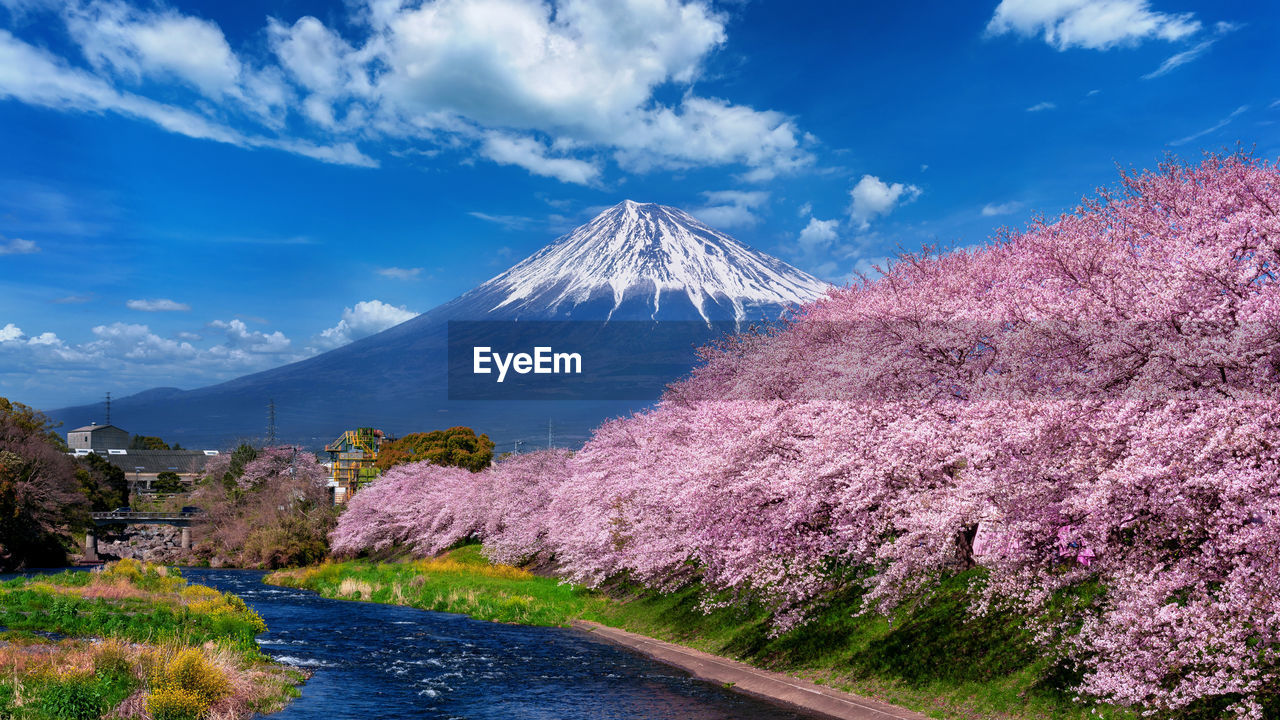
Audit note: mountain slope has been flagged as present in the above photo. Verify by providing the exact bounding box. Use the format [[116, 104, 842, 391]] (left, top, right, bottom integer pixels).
[[47, 201, 829, 448]]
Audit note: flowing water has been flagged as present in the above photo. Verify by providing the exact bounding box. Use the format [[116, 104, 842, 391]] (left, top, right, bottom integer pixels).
[[178, 568, 813, 719]]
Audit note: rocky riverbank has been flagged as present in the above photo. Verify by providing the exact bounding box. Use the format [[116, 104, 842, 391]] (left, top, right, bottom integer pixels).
[[92, 524, 190, 563]]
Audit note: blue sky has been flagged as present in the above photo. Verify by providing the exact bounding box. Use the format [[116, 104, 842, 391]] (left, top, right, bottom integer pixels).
[[0, 0, 1276, 410]]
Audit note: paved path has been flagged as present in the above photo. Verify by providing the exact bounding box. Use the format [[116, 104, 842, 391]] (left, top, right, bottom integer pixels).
[[571, 621, 930, 720]]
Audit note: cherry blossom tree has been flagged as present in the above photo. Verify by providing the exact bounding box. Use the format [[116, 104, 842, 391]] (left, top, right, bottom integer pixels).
[[192, 445, 334, 567], [480, 449, 572, 565], [330, 462, 482, 557]]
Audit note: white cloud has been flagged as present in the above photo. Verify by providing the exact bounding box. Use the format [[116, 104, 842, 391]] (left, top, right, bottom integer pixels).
[[0, 29, 376, 167], [1143, 39, 1213, 79], [1026, 101, 1056, 112], [315, 300, 418, 349], [0, 0, 813, 183], [848, 175, 921, 230], [689, 190, 770, 229], [26, 331, 62, 346], [60, 0, 293, 126], [376, 267, 423, 281], [986, 0, 1201, 50], [85, 321, 197, 361], [982, 201, 1024, 216], [265, 15, 371, 130], [0, 324, 92, 374], [369, 0, 735, 155], [797, 216, 839, 252], [0, 236, 39, 254], [778, 210, 867, 282], [1169, 105, 1248, 147], [64, 0, 241, 99], [0, 32, 233, 141], [612, 97, 810, 179], [0, 315, 312, 406], [126, 297, 190, 311], [209, 318, 291, 353], [467, 211, 533, 229], [1142, 22, 1237, 79], [267, 16, 357, 97], [479, 132, 601, 185]]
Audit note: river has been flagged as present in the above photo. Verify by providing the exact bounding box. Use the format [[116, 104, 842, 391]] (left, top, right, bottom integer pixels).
[[178, 568, 813, 720]]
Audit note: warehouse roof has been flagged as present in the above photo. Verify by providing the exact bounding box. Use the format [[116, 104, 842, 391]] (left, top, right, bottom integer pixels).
[[74, 448, 219, 474]]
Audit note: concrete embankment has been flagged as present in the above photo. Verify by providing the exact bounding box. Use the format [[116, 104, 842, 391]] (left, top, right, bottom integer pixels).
[[572, 620, 929, 720]]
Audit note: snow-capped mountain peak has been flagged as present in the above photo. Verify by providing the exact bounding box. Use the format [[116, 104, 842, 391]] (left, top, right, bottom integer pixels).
[[472, 200, 830, 322]]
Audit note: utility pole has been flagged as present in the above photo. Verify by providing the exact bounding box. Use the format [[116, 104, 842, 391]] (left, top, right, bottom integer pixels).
[[104, 392, 111, 425], [267, 399, 277, 445]]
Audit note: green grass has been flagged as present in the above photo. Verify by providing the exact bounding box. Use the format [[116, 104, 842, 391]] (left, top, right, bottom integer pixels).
[[4, 663, 138, 720], [267, 545, 592, 625], [267, 545, 1128, 720], [0, 568, 265, 655], [0, 560, 303, 720], [582, 576, 1116, 720]]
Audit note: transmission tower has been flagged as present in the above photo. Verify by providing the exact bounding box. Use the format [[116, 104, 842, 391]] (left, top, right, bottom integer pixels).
[[267, 399, 277, 445], [104, 392, 112, 425]]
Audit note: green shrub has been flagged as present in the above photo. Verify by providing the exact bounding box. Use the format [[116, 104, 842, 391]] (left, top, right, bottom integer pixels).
[[48, 596, 80, 624], [152, 472, 185, 494], [34, 673, 107, 720]]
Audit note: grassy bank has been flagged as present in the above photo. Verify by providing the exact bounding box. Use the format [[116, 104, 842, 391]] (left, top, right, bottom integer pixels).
[[267, 545, 590, 625], [0, 559, 305, 720], [266, 546, 1119, 720], [584, 577, 1110, 720]]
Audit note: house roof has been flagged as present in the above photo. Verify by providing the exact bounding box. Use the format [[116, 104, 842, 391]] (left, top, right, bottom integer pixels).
[[70, 423, 128, 433], [87, 449, 217, 474]]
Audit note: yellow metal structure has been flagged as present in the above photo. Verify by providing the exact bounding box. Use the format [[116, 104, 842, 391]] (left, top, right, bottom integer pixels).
[[325, 427, 384, 502]]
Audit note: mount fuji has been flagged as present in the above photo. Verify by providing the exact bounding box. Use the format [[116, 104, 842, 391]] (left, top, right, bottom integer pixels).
[[47, 201, 829, 448], [470, 200, 827, 322]]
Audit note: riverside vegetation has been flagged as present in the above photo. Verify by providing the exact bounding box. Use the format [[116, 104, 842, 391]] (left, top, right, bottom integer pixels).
[[0, 398, 131, 570], [0, 559, 305, 719], [189, 445, 337, 569]]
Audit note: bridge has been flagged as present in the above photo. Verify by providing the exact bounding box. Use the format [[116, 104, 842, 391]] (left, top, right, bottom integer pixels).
[[84, 510, 203, 561]]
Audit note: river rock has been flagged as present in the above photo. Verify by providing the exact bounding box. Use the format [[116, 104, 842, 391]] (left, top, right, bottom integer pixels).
[[94, 523, 191, 564]]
